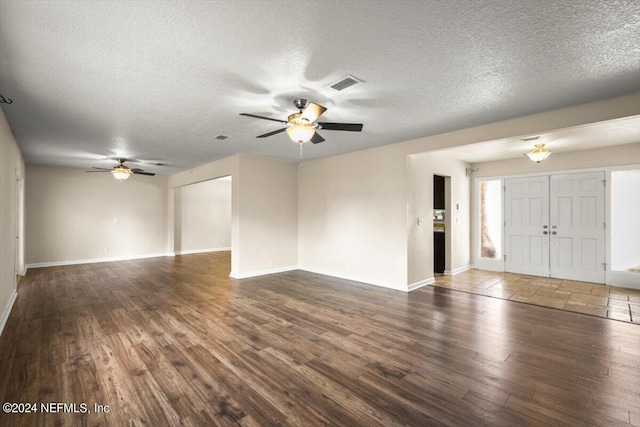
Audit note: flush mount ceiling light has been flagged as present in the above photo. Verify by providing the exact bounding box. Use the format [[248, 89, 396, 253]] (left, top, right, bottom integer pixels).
[[526, 143, 552, 163]]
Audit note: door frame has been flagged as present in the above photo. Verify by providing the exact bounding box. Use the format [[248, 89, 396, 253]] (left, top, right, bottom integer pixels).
[[473, 163, 640, 289]]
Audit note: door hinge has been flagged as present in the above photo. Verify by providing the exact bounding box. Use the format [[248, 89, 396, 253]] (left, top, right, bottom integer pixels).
[[503, 254, 507, 261], [603, 222, 606, 229], [503, 186, 506, 192], [602, 262, 607, 271], [602, 179, 606, 187]]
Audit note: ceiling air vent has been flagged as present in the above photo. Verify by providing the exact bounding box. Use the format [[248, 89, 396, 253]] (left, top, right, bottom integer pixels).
[[214, 134, 230, 141], [329, 75, 363, 91], [521, 136, 540, 142]]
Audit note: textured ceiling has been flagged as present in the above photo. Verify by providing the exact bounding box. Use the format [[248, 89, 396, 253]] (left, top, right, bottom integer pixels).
[[1, 1, 639, 175]]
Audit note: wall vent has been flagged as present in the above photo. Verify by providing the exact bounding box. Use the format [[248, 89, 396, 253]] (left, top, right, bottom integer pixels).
[[329, 75, 363, 91], [214, 134, 230, 141]]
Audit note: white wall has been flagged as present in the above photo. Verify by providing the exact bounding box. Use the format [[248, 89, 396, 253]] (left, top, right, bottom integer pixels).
[[472, 143, 640, 178], [174, 177, 231, 254], [25, 165, 169, 265], [0, 107, 25, 334], [407, 153, 471, 286]]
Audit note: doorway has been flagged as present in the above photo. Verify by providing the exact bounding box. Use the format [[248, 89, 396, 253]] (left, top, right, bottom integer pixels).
[[433, 175, 446, 274], [173, 176, 232, 256], [504, 171, 605, 283]]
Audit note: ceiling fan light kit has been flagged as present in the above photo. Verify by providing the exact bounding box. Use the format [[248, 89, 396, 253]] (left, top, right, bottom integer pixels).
[[111, 165, 132, 181], [240, 98, 363, 145], [286, 125, 315, 143], [526, 143, 552, 163]]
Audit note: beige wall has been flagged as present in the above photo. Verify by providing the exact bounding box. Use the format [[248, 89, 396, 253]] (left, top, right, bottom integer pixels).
[[299, 145, 408, 289], [14, 94, 640, 293], [0, 108, 25, 331], [297, 95, 640, 291], [168, 154, 240, 271], [174, 177, 232, 253], [407, 153, 471, 286], [234, 155, 298, 276], [168, 154, 298, 278], [25, 165, 169, 265], [472, 143, 640, 177]]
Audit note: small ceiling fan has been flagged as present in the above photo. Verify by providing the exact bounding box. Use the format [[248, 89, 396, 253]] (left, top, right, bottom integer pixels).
[[86, 158, 156, 181], [240, 98, 363, 144]]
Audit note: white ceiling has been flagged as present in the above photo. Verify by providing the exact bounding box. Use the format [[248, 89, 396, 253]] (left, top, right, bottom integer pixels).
[[0, 1, 639, 175]]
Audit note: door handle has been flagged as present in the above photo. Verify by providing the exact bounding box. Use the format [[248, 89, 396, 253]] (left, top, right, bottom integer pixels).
[[551, 231, 557, 235], [543, 225, 548, 229], [552, 225, 556, 229], [543, 231, 548, 235]]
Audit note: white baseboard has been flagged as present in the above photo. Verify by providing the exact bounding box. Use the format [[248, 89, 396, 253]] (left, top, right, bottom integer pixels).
[[230, 265, 298, 279], [174, 247, 231, 256], [0, 290, 17, 338], [298, 266, 408, 292], [408, 277, 435, 292], [444, 264, 472, 276], [26, 252, 175, 269]]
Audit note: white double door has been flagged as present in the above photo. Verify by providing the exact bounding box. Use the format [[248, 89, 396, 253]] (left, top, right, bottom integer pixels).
[[504, 172, 605, 283]]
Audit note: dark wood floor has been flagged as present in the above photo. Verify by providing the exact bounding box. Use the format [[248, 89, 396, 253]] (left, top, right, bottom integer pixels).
[[1, 252, 639, 426]]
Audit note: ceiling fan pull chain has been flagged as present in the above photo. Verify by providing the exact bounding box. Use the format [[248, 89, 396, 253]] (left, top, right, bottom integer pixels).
[[299, 142, 304, 170]]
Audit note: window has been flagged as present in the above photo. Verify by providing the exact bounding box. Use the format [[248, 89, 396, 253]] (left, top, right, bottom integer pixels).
[[479, 180, 502, 259], [611, 169, 640, 274]]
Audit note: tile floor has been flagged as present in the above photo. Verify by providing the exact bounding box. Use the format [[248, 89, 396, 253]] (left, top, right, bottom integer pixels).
[[433, 270, 640, 324]]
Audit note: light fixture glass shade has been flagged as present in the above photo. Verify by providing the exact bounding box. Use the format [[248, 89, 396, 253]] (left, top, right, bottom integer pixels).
[[111, 166, 132, 181], [286, 125, 315, 143], [526, 144, 551, 163]]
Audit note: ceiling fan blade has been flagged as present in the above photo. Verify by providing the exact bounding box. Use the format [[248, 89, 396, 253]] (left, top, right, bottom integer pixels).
[[299, 102, 327, 123], [132, 170, 155, 176], [317, 122, 363, 132], [92, 167, 112, 171], [310, 132, 325, 144], [256, 128, 287, 138], [85, 170, 110, 173], [240, 113, 287, 124]]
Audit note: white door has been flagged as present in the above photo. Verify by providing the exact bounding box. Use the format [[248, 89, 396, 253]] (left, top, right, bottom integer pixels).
[[549, 172, 605, 283], [504, 176, 550, 276]]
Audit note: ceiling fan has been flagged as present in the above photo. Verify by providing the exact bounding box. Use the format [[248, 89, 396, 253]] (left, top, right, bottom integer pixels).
[[240, 98, 363, 144], [86, 158, 156, 181]]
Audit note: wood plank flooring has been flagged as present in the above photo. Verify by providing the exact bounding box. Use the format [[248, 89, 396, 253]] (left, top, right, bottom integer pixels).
[[0, 251, 639, 426]]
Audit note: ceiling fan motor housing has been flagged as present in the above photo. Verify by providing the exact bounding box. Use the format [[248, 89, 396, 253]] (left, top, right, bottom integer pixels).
[[293, 98, 309, 110]]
